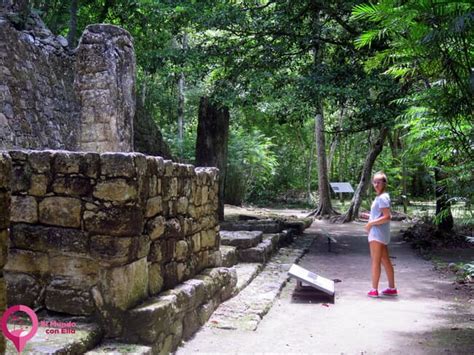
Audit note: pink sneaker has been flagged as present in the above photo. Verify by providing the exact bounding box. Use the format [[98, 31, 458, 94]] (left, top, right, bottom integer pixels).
[[381, 288, 398, 296], [367, 289, 379, 298]]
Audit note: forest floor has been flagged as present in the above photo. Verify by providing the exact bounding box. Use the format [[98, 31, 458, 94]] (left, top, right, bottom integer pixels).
[[177, 206, 474, 354]]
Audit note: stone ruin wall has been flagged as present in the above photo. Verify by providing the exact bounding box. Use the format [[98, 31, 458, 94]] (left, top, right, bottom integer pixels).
[[0, 7, 136, 153], [0, 153, 10, 353], [2, 150, 220, 326]]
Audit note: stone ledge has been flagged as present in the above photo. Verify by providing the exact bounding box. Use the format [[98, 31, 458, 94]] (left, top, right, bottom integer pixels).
[[5, 313, 103, 354], [220, 245, 238, 267], [220, 219, 284, 233], [220, 230, 263, 249], [121, 266, 237, 353]]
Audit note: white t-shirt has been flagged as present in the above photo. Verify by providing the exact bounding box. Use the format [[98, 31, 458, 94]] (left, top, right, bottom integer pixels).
[[368, 192, 391, 244]]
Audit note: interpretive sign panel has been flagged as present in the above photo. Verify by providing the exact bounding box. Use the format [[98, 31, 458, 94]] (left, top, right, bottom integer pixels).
[[288, 264, 335, 295], [330, 182, 354, 193]]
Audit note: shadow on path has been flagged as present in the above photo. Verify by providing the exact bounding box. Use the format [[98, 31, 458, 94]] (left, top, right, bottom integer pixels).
[[177, 220, 474, 354]]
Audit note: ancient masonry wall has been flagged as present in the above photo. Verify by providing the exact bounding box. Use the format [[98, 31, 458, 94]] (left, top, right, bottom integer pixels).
[[4, 150, 220, 320], [0, 152, 10, 353], [0, 11, 135, 153]]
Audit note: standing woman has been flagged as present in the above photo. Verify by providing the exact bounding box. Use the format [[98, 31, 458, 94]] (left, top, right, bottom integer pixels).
[[365, 171, 397, 297]]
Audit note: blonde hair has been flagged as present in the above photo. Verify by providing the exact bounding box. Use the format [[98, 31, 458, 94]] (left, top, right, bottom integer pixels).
[[373, 171, 387, 182], [373, 171, 388, 191]]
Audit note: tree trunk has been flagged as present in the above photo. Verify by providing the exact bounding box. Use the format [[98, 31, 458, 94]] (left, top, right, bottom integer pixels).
[[307, 4, 337, 218], [327, 105, 344, 175], [338, 127, 389, 223], [195, 97, 230, 221], [67, 0, 78, 49], [177, 34, 188, 158], [434, 167, 454, 232], [306, 115, 317, 204], [308, 107, 337, 217]]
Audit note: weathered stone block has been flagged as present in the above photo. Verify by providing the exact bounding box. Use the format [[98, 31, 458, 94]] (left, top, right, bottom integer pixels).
[[100, 153, 136, 178], [45, 278, 95, 315], [29, 174, 49, 196], [5, 249, 49, 275], [93, 178, 138, 202], [177, 262, 186, 282], [191, 233, 201, 253], [90, 234, 150, 266], [161, 239, 177, 263], [145, 196, 162, 218], [52, 176, 92, 196], [164, 218, 183, 239], [0, 277, 7, 311], [0, 152, 12, 188], [220, 245, 238, 267], [80, 152, 101, 178], [49, 255, 100, 285], [0, 191, 10, 229], [102, 258, 148, 311], [10, 224, 88, 254], [201, 229, 217, 249], [11, 163, 31, 193], [208, 250, 222, 267], [28, 151, 51, 173], [5, 273, 43, 308], [164, 177, 178, 199], [163, 261, 178, 289], [8, 151, 29, 161], [84, 206, 143, 237], [182, 310, 200, 340], [39, 196, 81, 228], [175, 240, 189, 261], [148, 240, 164, 263], [148, 263, 164, 295], [53, 152, 84, 174], [219, 230, 263, 249], [197, 299, 216, 325], [11, 196, 38, 223], [201, 187, 209, 205], [177, 196, 188, 215], [146, 215, 165, 240], [0, 229, 8, 268], [237, 239, 273, 263], [123, 294, 178, 344]]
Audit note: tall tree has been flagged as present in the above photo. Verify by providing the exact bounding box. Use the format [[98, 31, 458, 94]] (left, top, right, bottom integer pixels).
[[338, 127, 388, 222], [195, 97, 230, 221], [67, 0, 77, 48]]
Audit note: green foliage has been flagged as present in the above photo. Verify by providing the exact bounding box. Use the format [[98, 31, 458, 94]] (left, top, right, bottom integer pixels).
[[26, 0, 472, 217], [225, 125, 278, 204]]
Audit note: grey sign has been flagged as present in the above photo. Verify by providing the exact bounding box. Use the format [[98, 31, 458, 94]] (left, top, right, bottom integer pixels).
[[329, 182, 354, 193], [288, 264, 335, 295]]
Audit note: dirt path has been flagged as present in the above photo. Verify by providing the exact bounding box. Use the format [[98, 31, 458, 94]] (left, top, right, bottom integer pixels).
[[177, 220, 474, 354]]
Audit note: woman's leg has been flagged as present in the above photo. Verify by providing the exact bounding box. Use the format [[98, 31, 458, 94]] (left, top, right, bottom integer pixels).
[[381, 245, 396, 288], [369, 241, 383, 289]]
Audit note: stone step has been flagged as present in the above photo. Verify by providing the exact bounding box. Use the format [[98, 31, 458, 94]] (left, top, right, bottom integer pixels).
[[220, 219, 284, 233], [85, 341, 153, 354], [279, 229, 295, 247], [205, 234, 315, 331], [237, 233, 280, 263], [219, 230, 263, 249], [220, 245, 238, 267], [6, 313, 102, 354], [120, 267, 237, 353], [233, 263, 262, 294]]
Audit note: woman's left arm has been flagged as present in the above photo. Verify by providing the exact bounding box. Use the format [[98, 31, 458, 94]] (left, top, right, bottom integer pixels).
[[367, 207, 391, 227]]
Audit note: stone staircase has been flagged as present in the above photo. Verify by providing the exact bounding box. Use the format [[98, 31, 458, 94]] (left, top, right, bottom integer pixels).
[[15, 217, 312, 354]]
